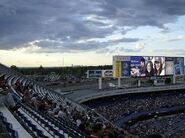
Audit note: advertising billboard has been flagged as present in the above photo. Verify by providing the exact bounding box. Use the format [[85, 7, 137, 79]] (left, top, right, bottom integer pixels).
[[87, 70, 114, 78], [113, 55, 183, 79], [115, 61, 121, 78], [121, 61, 130, 77], [130, 56, 144, 77], [102, 70, 113, 78], [130, 56, 165, 77], [113, 56, 130, 78], [165, 57, 174, 75], [174, 57, 184, 75], [87, 70, 102, 78]]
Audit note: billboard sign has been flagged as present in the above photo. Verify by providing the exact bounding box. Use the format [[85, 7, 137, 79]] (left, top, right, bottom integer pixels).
[[130, 56, 165, 77], [174, 57, 184, 76], [130, 56, 144, 77], [165, 57, 174, 75], [87, 70, 114, 78], [121, 61, 130, 77], [113, 56, 184, 79], [115, 61, 121, 78], [102, 70, 113, 78], [87, 70, 102, 78], [153, 56, 165, 76]]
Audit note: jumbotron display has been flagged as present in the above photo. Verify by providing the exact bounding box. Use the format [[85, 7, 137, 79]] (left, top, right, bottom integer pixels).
[[113, 56, 184, 78]]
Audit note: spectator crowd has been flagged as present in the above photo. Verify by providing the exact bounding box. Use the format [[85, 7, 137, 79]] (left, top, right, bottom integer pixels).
[[95, 92, 185, 123], [2, 72, 185, 138], [127, 113, 185, 138], [11, 77, 124, 137]]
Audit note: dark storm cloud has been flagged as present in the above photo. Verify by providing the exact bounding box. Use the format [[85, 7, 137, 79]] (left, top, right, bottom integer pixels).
[[0, 0, 185, 52], [98, 0, 183, 27]]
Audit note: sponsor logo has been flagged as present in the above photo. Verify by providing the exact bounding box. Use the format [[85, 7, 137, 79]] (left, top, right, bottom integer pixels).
[[104, 70, 113, 77]]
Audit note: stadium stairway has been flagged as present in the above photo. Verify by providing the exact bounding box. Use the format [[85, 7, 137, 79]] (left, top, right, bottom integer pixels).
[[21, 103, 85, 137], [20, 104, 70, 138], [0, 105, 32, 138], [15, 109, 53, 138]]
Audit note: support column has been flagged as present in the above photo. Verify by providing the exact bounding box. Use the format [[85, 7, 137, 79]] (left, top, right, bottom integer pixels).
[[99, 78, 102, 90], [118, 77, 121, 88], [138, 80, 141, 87], [154, 79, 158, 85], [173, 75, 176, 84]]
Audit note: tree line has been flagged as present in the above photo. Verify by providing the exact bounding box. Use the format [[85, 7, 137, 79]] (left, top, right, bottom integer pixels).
[[10, 65, 112, 78]]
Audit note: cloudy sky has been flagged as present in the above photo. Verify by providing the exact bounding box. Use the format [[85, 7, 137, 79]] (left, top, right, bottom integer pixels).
[[0, 0, 185, 67]]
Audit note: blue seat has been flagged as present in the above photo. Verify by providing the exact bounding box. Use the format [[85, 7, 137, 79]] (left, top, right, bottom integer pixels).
[[0, 112, 3, 116], [26, 120, 32, 126], [7, 127, 19, 138], [53, 128, 60, 136], [3, 121, 12, 129], [52, 129, 65, 138], [0, 114, 19, 138], [22, 115, 27, 121], [36, 129, 43, 137], [30, 124, 37, 132], [39, 133, 50, 138]]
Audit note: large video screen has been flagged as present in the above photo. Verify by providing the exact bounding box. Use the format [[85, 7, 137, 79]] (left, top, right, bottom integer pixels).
[[130, 56, 165, 77], [113, 56, 184, 78]]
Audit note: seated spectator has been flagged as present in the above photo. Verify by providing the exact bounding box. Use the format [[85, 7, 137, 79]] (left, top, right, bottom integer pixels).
[[22, 88, 32, 103], [30, 93, 38, 106], [90, 122, 103, 138], [147, 134, 163, 138], [58, 106, 67, 119], [0, 75, 20, 112]]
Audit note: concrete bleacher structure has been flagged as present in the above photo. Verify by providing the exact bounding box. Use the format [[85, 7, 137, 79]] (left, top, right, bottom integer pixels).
[[0, 63, 88, 138], [0, 105, 32, 138]]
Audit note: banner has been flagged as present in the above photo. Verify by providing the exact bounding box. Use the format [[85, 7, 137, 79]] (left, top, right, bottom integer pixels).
[[165, 61, 174, 75], [115, 61, 121, 78], [102, 70, 113, 78], [121, 61, 130, 77], [87, 70, 102, 78], [130, 56, 143, 77], [174, 57, 184, 75]]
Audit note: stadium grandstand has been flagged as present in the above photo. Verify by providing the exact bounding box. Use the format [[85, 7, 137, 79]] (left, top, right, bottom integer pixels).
[[1, 62, 185, 138], [0, 63, 122, 138]]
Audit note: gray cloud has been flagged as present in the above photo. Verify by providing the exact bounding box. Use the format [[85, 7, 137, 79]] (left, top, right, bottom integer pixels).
[[98, 0, 178, 27], [122, 48, 141, 53], [0, 0, 185, 52], [154, 49, 185, 55], [19, 37, 140, 53], [168, 36, 185, 42], [104, 42, 145, 54]]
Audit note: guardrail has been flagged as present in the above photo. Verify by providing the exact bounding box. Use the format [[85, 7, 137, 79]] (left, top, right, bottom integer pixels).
[[77, 84, 185, 103]]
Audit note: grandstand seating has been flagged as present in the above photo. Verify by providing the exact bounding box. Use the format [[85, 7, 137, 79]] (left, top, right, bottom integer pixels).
[[3, 62, 185, 137], [0, 112, 18, 138], [0, 105, 32, 138], [0, 63, 88, 138]]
